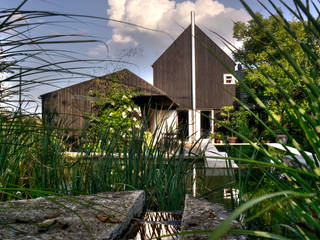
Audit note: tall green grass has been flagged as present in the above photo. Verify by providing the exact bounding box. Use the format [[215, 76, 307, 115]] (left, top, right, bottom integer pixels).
[[0, 110, 193, 210], [208, 1, 320, 239], [66, 117, 193, 210]]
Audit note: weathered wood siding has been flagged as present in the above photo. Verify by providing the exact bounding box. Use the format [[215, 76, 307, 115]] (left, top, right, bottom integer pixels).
[[195, 26, 235, 109], [41, 69, 172, 132], [153, 26, 192, 109], [153, 25, 236, 110], [42, 78, 97, 132]]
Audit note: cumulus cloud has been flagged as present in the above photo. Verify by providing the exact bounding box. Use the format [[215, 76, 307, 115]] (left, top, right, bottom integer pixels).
[[87, 44, 109, 56], [105, 0, 250, 81]]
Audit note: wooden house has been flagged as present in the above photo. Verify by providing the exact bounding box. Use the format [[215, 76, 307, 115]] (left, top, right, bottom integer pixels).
[[40, 69, 176, 134], [41, 15, 237, 141], [151, 17, 236, 141]]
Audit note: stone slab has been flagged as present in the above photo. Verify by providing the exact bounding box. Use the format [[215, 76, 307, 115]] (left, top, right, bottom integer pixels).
[[180, 195, 245, 240], [0, 190, 145, 240]]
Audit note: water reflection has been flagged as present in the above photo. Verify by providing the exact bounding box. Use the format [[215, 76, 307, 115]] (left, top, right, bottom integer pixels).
[[126, 166, 238, 239], [191, 165, 238, 207], [125, 211, 182, 240]]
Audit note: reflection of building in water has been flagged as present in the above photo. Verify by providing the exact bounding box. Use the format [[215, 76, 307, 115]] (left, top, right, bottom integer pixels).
[[223, 188, 239, 201], [126, 211, 182, 240], [190, 165, 238, 208]]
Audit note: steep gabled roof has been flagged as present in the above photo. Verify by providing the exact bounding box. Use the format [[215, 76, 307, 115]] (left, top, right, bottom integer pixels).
[[152, 25, 191, 68], [152, 24, 236, 109], [40, 69, 168, 98], [41, 69, 178, 109]]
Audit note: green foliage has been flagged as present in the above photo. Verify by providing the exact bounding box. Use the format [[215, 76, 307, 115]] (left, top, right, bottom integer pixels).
[[231, 107, 250, 139], [233, 13, 317, 143], [0, 111, 192, 210], [74, 123, 191, 210], [0, 115, 68, 199], [218, 106, 250, 139], [87, 82, 141, 150], [211, 132, 222, 140], [218, 106, 234, 136]]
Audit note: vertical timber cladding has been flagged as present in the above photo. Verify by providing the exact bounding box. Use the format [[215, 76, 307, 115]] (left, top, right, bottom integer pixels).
[[41, 74, 116, 132], [153, 26, 192, 109], [42, 79, 97, 132], [195, 26, 236, 109], [41, 69, 174, 133]]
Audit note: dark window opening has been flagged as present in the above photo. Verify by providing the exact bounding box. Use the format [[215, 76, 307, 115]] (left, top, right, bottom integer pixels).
[[178, 111, 189, 139], [201, 111, 211, 138]]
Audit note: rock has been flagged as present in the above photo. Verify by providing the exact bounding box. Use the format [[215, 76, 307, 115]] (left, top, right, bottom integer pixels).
[[180, 195, 245, 240], [0, 190, 144, 240]]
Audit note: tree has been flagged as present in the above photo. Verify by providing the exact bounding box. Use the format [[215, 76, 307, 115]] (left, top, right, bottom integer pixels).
[[233, 14, 318, 136]]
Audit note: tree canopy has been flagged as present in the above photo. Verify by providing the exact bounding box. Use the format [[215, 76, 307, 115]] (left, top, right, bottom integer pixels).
[[233, 14, 318, 131]]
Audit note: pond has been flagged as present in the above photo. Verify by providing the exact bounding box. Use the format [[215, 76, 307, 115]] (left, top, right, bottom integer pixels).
[[124, 211, 182, 240], [190, 144, 282, 207], [123, 143, 283, 239], [190, 165, 238, 208]]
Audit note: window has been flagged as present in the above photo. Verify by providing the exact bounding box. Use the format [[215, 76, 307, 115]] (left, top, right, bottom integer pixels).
[[223, 74, 236, 84]]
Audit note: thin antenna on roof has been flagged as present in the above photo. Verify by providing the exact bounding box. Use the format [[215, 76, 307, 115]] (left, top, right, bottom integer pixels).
[[191, 11, 196, 111], [191, 11, 197, 142]]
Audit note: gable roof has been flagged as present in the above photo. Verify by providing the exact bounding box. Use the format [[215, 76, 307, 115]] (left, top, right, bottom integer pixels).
[[40, 69, 177, 132], [152, 26, 191, 68], [152, 24, 236, 109], [152, 25, 234, 67], [40, 69, 170, 99]]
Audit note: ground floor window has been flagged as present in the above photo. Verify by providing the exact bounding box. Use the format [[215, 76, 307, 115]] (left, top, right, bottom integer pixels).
[[201, 111, 211, 138], [178, 111, 189, 139]]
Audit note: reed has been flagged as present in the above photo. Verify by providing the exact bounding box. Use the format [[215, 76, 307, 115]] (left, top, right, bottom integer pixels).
[[0, 111, 193, 210]]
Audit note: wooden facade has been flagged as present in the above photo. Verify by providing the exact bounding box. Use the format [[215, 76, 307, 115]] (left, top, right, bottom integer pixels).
[[153, 26, 192, 109], [41, 69, 175, 132], [153, 25, 236, 110], [41, 24, 238, 140]]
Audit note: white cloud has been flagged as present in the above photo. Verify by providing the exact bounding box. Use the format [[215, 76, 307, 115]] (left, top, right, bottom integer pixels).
[[112, 33, 138, 45], [87, 44, 109, 56], [106, 0, 250, 81]]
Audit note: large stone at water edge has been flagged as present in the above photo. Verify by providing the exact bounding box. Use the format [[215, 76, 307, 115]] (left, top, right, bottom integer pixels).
[[180, 195, 246, 240], [0, 190, 145, 240]]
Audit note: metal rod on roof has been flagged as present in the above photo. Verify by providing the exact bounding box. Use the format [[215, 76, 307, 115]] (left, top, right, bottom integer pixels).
[[191, 11, 196, 141], [191, 11, 196, 111]]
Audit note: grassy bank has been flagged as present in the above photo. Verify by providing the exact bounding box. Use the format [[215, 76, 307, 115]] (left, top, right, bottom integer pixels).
[[0, 114, 194, 210]]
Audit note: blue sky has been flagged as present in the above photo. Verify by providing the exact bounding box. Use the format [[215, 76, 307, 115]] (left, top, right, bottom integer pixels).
[[1, 0, 317, 113]]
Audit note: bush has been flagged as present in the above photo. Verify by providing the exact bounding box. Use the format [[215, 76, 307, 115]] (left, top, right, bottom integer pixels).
[[87, 81, 142, 151]]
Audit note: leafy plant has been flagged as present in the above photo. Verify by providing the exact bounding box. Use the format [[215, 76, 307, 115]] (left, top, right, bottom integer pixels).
[[231, 107, 250, 140], [87, 81, 141, 151], [233, 11, 315, 145], [218, 106, 250, 140], [218, 106, 234, 136], [211, 132, 222, 140]]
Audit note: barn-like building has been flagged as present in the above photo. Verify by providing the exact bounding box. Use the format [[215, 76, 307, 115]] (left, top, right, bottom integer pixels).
[[41, 16, 237, 141], [151, 20, 236, 140], [41, 69, 176, 134]]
